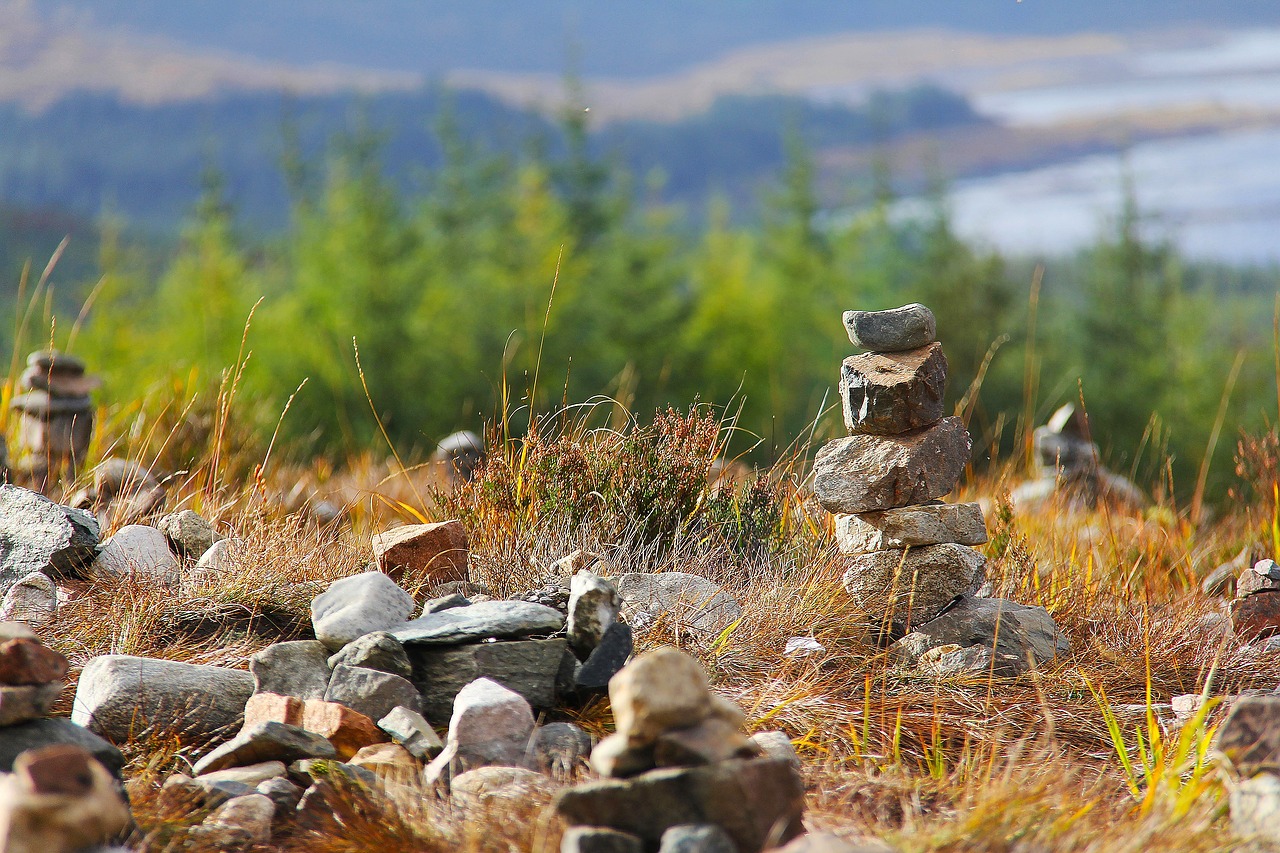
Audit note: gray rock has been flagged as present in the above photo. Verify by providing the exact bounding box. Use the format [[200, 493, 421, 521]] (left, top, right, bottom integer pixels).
[[1230, 771, 1280, 843], [196, 538, 243, 573], [391, 599, 564, 645], [839, 343, 947, 435], [378, 706, 444, 760], [0, 717, 124, 777], [0, 571, 56, 625], [529, 722, 592, 778], [916, 644, 1016, 677], [311, 570, 416, 652], [1217, 695, 1280, 776], [422, 593, 471, 615], [568, 570, 620, 659], [616, 572, 740, 634], [653, 717, 759, 768], [911, 595, 1070, 670], [750, 731, 801, 769], [450, 765, 556, 815], [408, 637, 568, 722], [256, 776, 304, 814], [834, 502, 987, 554], [0, 485, 99, 590], [561, 827, 644, 853], [91, 524, 180, 580], [157, 509, 220, 558], [575, 621, 634, 693], [159, 773, 250, 811], [555, 757, 804, 852], [72, 654, 253, 745], [425, 678, 536, 782], [814, 417, 971, 514], [193, 721, 336, 775], [0, 682, 61, 725], [841, 543, 986, 628], [659, 824, 737, 853], [324, 664, 422, 722], [199, 761, 287, 787], [843, 303, 937, 352], [250, 641, 332, 700], [327, 631, 413, 678], [189, 793, 275, 848], [1241, 560, 1280, 598]]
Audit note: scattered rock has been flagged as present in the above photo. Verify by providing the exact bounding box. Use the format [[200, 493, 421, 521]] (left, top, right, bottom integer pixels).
[[299, 698, 388, 760], [72, 654, 254, 744], [194, 721, 336, 775], [250, 641, 333, 700], [348, 742, 420, 778], [529, 721, 593, 778], [561, 827, 644, 853], [199, 761, 287, 788], [425, 678, 535, 783], [311, 570, 416, 652], [324, 663, 422, 722], [813, 417, 971, 514], [327, 631, 413, 679], [555, 757, 804, 853], [0, 571, 57, 625], [256, 776, 304, 814], [616, 572, 741, 634], [658, 823, 737, 853], [839, 343, 947, 436], [568, 570, 621, 659], [196, 538, 244, 573], [372, 520, 469, 583], [842, 303, 937, 352], [451, 765, 556, 816], [749, 731, 801, 769], [391, 599, 564, 645], [289, 758, 377, 789], [407, 637, 568, 721], [910, 595, 1071, 670], [378, 705, 444, 760], [91, 524, 180, 579], [834, 502, 987, 554], [0, 485, 99, 591], [158, 772, 249, 811], [189, 793, 275, 848], [157, 509, 220, 558], [1216, 695, 1280, 776], [841, 543, 986, 629]]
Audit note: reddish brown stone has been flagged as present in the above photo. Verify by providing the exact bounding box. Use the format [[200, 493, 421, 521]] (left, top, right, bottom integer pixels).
[[839, 342, 948, 435], [372, 521, 469, 583], [1232, 592, 1280, 641], [243, 693, 304, 729], [17, 744, 96, 796], [0, 637, 69, 686], [1216, 695, 1280, 775], [301, 698, 386, 760]]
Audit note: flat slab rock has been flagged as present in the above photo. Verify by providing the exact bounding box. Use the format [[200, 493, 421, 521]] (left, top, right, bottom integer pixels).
[[835, 502, 988, 554], [843, 303, 937, 352], [839, 343, 947, 436], [909, 595, 1071, 669], [407, 637, 567, 722], [841, 543, 985, 629], [0, 485, 99, 593], [390, 599, 563, 645], [813, 417, 971, 514], [554, 757, 804, 853]]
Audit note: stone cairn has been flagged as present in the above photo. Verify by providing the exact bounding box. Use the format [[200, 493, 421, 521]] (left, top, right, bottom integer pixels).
[[812, 303, 1070, 675], [9, 351, 100, 494], [1010, 402, 1146, 512]]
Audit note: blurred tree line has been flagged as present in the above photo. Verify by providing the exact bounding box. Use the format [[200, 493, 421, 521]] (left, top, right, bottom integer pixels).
[[73, 108, 1275, 502]]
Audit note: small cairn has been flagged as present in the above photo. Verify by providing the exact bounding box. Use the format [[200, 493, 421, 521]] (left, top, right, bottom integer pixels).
[[9, 351, 100, 493], [1010, 403, 1146, 511], [813, 303, 1069, 674]]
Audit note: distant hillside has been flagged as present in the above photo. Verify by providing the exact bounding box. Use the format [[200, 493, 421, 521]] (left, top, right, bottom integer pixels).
[[0, 85, 986, 231], [36, 0, 1280, 78]]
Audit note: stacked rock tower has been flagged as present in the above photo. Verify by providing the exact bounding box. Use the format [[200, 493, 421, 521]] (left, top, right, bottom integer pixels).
[[813, 303, 984, 632], [813, 303, 1069, 670]]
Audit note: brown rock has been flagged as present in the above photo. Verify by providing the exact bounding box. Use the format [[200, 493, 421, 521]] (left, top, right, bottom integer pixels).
[[653, 717, 760, 767], [301, 698, 387, 760], [372, 520, 469, 583], [1231, 592, 1280, 641], [348, 742, 419, 781], [1216, 695, 1280, 776], [0, 745, 131, 853], [813, 417, 972, 514], [0, 638, 69, 685], [839, 343, 947, 435], [609, 647, 714, 746]]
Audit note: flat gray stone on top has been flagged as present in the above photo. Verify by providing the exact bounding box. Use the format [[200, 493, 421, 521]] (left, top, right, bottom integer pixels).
[[390, 599, 563, 645], [843, 303, 937, 352]]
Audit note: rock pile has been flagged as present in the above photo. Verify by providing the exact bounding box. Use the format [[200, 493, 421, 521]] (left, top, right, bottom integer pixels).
[[9, 351, 100, 492], [1230, 558, 1280, 641], [1218, 694, 1280, 843], [814, 303, 1069, 673], [555, 647, 804, 853], [1010, 403, 1146, 511]]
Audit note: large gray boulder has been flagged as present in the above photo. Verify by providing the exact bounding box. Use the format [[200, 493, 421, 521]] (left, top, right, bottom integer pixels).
[[0, 485, 98, 592], [407, 637, 567, 722], [813, 417, 971, 514], [841, 543, 985, 628], [843, 303, 937, 352], [839, 343, 947, 435], [390, 600, 563, 645], [311, 571, 416, 652], [72, 655, 254, 745], [911, 595, 1071, 670], [554, 757, 804, 853], [616, 573, 740, 634], [834, 502, 987, 554]]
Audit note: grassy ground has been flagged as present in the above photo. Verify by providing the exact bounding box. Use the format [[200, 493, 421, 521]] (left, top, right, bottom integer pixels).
[[19, 385, 1279, 853]]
